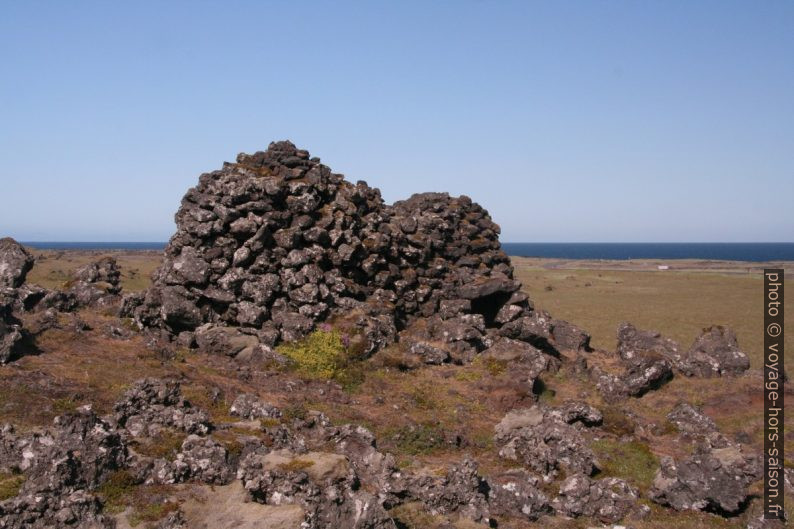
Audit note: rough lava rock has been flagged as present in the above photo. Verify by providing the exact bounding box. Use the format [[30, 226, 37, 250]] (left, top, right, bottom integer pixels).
[[0, 238, 33, 289], [650, 433, 761, 514], [494, 403, 601, 479], [237, 448, 395, 529], [113, 378, 212, 437], [551, 473, 640, 523], [0, 407, 126, 529], [127, 141, 548, 363], [681, 326, 750, 377], [68, 257, 122, 307]]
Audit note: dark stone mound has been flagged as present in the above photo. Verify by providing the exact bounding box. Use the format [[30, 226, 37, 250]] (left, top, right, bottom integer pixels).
[[124, 140, 568, 360]]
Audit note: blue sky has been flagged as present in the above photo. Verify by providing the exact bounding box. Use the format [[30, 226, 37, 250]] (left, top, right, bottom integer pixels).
[[1, 1, 792, 242]]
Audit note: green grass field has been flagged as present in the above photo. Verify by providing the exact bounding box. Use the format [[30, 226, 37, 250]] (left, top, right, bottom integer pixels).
[[512, 258, 792, 370]]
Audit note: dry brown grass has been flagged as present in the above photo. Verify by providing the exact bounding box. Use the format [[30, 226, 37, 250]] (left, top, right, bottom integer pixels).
[[25, 249, 162, 292], [512, 257, 793, 370]]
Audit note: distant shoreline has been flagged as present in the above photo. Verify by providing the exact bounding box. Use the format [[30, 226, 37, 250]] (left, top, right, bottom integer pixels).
[[22, 241, 794, 262]]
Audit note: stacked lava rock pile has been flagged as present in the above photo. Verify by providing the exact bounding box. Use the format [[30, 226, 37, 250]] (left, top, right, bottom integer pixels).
[[125, 141, 580, 359]]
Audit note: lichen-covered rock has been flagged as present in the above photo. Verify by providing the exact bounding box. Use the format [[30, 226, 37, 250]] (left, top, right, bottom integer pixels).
[[194, 324, 261, 358], [681, 326, 750, 377], [0, 318, 26, 365], [238, 449, 394, 528], [0, 407, 126, 529], [593, 323, 675, 401], [68, 257, 122, 307], [494, 403, 600, 479], [666, 402, 717, 436], [0, 238, 33, 289], [649, 438, 761, 514], [488, 468, 551, 521], [551, 473, 639, 523], [406, 458, 490, 523], [151, 435, 233, 485], [550, 319, 591, 352], [113, 378, 212, 437], [616, 322, 683, 363], [229, 393, 281, 420]]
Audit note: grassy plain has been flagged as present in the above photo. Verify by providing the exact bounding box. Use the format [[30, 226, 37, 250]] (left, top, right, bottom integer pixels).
[[512, 257, 793, 369]]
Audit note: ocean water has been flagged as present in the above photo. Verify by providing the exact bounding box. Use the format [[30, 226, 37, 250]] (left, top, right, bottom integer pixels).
[[21, 242, 794, 261], [501, 243, 794, 262]]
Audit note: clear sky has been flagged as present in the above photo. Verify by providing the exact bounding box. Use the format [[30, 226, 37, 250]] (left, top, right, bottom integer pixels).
[[1, 1, 792, 242]]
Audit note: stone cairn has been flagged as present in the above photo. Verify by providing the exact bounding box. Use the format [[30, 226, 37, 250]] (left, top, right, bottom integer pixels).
[[124, 140, 574, 361]]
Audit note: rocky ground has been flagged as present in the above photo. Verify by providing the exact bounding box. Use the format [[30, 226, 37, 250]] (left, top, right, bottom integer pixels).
[[0, 142, 791, 529]]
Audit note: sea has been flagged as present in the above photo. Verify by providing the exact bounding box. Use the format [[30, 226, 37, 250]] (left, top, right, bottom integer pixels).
[[21, 242, 794, 262], [501, 243, 794, 262]]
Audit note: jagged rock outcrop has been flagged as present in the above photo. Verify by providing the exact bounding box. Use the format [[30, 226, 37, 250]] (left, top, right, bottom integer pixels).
[[149, 435, 234, 485], [591, 322, 675, 401], [229, 393, 281, 420], [666, 402, 717, 436], [650, 440, 761, 514], [0, 240, 33, 364], [0, 407, 126, 529], [112, 378, 212, 437], [406, 458, 491, 523], [0, 239, 33, 290], [487, 468, 551, 521], [125, 141, 560, 362], [551, 473, 640, 523], [0, 313, 25, 365], [650, 405, 761, 514], [614, 322, 749, 381], [68, 257, 122, 307], [237, 448, 395, 529], [681, 326, 750, 377], [494, 403, 602, 480]]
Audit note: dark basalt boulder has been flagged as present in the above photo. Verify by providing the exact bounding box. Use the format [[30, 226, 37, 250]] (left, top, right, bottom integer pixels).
[[549, 319, 591, 352], [237, 448, 395, 529], [592, 323, 675, 401], [487, 468, 551, 521], [0, 238, 33, 289], [494, 403, 602, 480], [616, 322, 750, 379], [616, 322, 683, 364], [666, 402, 717, 436], [650, 439, 761, 514], [112, 378, 212, 437], [0, 407, 126, 529], [681, 325, 750, 377], [551, 473, 640, 523], [405, 458, 491, 524], [68, 256, 122, 307], [229, 393, 281, 420], [0, 317, 26, 365]]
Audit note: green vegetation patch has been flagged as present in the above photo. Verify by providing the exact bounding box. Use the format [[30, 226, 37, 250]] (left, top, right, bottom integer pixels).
[[0, 472, 25, 501], [389, 502, 444, 529], [277, 328, 366, 389], [387, 423, 446, 456], [600, 406, 636, 437], [132, 430, 186, 461], [128, 501, 180, 527], [592, 438, 659, 492], [97, 470, 138, 514]]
